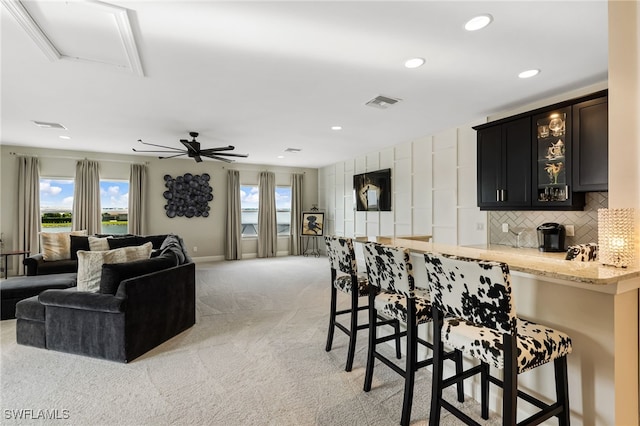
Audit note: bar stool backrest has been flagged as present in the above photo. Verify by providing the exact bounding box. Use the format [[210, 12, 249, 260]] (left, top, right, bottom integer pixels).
[[424, 253, 516, 335], [324, 236, 358, 275], [363, 242, 416, 298]]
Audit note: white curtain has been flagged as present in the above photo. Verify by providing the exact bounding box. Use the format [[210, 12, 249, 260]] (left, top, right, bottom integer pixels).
[[16, 156, 40, 274], [257, 171, 277, 258], [225, 170, 242, 260], [289, 173, 304, 255], [128, 163, 147, 235], [72, 159, 101, 234]]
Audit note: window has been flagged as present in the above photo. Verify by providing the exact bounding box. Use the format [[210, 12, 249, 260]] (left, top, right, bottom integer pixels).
[[100, 180, 129, 234], [40, 178, 129, 234], [240, 185, 291, 237], [40, 178, 74, 233]]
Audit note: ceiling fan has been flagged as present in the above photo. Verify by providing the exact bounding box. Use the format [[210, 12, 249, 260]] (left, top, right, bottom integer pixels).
[[133, 132, 248, 163]]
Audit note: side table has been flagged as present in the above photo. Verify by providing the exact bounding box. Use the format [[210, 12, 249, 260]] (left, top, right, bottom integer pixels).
[[1, 250, 30, 279]]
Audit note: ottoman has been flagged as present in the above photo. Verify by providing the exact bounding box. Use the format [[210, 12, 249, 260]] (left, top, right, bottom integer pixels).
[[1, 273, 77, 320], [16, 295, 46, 348]]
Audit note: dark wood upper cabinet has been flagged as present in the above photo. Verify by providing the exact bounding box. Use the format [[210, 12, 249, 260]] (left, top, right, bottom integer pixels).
[[573, 96, 608, 192], [473, 90, 606, 211], [476, 117, 531, 210]]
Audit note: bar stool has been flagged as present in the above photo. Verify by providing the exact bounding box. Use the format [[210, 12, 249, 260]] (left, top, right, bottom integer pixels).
[[324, 236, 401, 372], [424, 252, 572, 425], [362, 242, 463, 426]]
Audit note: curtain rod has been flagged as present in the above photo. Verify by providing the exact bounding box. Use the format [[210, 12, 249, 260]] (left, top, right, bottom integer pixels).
[[8, 151, 148, 165], [221, 166, 306, 174]]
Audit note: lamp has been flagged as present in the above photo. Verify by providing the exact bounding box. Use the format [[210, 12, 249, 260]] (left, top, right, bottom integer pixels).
[[598, 208, 636, 268]]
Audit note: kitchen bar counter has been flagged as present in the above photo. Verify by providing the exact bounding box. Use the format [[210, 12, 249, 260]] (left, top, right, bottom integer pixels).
[[354, 235, 640, 425], [357, 236, 640, 291]]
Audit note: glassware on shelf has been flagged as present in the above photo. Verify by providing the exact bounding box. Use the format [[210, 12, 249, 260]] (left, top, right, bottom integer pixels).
[[509, 227, 526, 248]]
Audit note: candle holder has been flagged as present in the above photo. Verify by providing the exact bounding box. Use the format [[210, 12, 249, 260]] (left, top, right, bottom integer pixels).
[[598, 208, 636, 268]]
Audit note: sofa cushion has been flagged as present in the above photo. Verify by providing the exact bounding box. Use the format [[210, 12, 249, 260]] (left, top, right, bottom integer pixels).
[[40, 230, 87, 261], [16, 295, 46, 322], [140, 234, 170, 250], [88, 236, 111, 251], [159, 234, 186, 264], [70, 235, 90, 260], [77, 242, 153, 292], [99, 252, 179, 295], [107, 236, 142, 249]]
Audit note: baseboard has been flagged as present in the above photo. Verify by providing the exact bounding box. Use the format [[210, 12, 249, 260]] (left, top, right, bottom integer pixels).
[[191, 255, 224, 263]]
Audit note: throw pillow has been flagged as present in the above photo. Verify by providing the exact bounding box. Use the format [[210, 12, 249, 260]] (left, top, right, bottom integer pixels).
[[70, 235, 90, 260], [41, 230, 88, 261], [88, 236, 111, 251], [76, 242, 153, 292]]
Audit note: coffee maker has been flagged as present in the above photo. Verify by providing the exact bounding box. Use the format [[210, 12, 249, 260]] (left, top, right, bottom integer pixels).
[[537, 223, 566, 252]]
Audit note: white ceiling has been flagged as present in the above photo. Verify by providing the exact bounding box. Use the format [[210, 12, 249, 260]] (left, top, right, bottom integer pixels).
[[1, 1, 608, 168]]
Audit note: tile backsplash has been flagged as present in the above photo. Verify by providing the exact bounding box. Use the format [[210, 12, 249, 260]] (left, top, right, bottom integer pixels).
[[489, 192, 608, 248]]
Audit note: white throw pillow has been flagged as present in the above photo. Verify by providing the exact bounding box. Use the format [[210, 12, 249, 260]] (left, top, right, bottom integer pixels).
[[40, 230, 87, 261], [76, 242, 153, 292], [88, 236, 111, 251]]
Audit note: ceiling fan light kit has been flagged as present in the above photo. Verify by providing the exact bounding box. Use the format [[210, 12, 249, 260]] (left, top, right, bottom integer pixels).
[[133, 132, 248, 163]]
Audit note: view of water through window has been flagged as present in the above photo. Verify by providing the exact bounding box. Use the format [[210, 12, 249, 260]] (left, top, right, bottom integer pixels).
[[240, 185, 291, 236], [40, 179, 129, 234]]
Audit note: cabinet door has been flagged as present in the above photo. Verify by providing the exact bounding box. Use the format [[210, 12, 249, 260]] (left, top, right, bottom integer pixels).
[[573, 96, 608, 192], [477, 125, 503, 207], [502, 117, 531, 207], [531, 107, 584, 210]]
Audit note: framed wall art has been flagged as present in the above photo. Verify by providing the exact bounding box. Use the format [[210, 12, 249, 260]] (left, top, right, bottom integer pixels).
[[301, 211, 324, 236]]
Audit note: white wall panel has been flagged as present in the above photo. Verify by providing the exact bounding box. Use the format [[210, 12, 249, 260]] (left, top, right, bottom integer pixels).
[[412, 208, 432, 235], [356, 156, 367, 173], [395, 223, 412, 236], [433, 226, 457, 245], [433, 128, 457, 151], [380, 212, 394, 236], [395, 142, 411, 160], [366, 221, 380, 237], [394, 191, 412, 224], [433, 189, 456, 227], [366, 153, 379, 171], [457, 166, 477, 208], [432, 148, 456, 190], [355, 211, 366, 235], [458, 207, 487, 246], [380, 148, 394, 169]]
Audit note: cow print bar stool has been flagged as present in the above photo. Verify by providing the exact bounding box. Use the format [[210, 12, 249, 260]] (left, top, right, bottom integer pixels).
[[324, 236, 401, 372], [424, 252, 572, 426], [362, 242, 463, 426]]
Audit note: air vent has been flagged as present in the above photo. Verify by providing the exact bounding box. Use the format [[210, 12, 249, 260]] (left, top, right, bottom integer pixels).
[[284, 148, 302, 153], [365, 95, 402, 109], [32, 120, 67, 129]]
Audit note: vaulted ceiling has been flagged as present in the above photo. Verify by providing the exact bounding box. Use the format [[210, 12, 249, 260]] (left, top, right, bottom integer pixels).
[[1, 1, 608, 168]]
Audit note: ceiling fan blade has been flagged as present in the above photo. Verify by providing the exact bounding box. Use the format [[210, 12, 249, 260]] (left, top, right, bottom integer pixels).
[[133, 148, 188, 153], [138, 139, 183, 151], [202, 154, 234, 163], [199, 145, 235, 153], [206, 152, 249, 158], [158, 153, 187, 160]]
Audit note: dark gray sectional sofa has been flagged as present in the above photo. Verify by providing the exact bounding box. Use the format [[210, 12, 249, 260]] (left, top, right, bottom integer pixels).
[[11, 234, 196, 363]]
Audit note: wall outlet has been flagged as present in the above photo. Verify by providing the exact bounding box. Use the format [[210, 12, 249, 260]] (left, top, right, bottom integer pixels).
[[502, 223, 509, 233], [565, 225, 575, 237], [193, 246, 198, 253]]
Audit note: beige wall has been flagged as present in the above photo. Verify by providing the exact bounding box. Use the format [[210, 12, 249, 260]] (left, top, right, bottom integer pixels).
[[0, 145, 318, 270]]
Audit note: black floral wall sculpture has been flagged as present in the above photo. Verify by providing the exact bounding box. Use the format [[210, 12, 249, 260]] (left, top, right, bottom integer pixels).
[[163, 173, 213, 218]]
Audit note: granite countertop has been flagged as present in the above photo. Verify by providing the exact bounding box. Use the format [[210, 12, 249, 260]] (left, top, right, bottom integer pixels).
[[356, 236, 640, 287]]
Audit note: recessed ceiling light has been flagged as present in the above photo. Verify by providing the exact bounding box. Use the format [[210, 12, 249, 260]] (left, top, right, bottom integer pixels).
[[59, 135, 71, 140], [277, 155, 285, 159], [465, 14, 493, 31], [518, 69, 541, 79], [331, 126, 342, 131], [404, 57, 425, 69]]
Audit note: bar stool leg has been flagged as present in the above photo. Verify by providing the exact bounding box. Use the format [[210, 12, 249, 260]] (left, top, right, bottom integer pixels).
[[455, 349, 464, 402], [325, 282, 337, 352], [363, 290, 377, 392], [393, 319, 402, 359], [554, 357, 570, 426], [345, 279, 359, 372], [481, 362, 490, 419], [429, 309, 444, 426]]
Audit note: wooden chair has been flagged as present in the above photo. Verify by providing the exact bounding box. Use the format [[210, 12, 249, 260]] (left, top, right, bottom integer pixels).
[[424, 252, 572, 425], [324, 236, 400, 372], [362, 242, 463, 426]]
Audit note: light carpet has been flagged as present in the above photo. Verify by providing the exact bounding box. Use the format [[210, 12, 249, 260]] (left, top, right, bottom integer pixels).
[[1, 256, 498, 425]]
